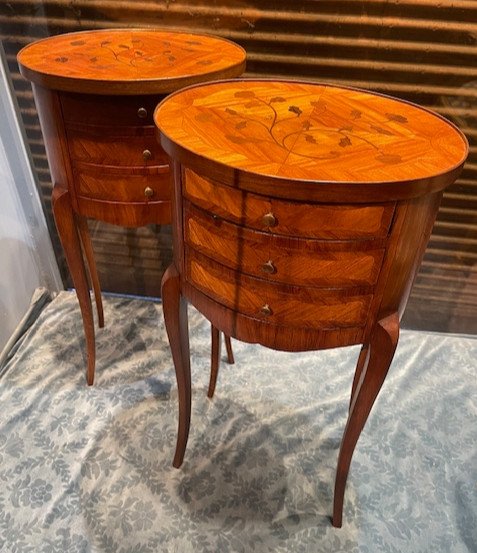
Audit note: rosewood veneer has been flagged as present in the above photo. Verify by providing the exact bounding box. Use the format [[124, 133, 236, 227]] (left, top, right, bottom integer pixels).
[[154, 79, 468, 526], [18, 29, 245, 385]]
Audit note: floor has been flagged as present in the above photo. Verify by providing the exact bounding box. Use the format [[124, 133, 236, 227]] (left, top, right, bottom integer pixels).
[[0, 291, 475, 552]]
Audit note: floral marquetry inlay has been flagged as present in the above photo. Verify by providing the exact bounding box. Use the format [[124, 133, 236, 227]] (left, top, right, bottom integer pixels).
[[18, 29, 246, 95], [155, 80, 467, 184]]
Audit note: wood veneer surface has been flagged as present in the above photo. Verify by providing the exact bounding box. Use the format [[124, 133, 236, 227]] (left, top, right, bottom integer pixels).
[[155, 79, 467, 190], [17, 29, 246, 95]]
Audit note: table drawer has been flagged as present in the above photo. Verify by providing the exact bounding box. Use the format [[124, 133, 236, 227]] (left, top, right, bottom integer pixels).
[[186, 249, 372, 329], [184, 169, 395, 240], [60, 92, 164, 126], [74, 164, 171, 203], [184, 203, 385, 287], [67, 127, 168, 167]]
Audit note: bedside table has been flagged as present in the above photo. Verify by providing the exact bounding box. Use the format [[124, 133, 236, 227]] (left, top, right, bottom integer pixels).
[[154, 79, 468, 526], [18, 29, 245, 385]]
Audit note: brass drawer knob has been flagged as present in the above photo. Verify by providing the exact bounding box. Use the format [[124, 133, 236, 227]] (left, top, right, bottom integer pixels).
[[262, 212, 277, 228], [144, 186, 154, 198], [142, 149, 152, 161], [137, 107, 148, 119], [261, 260, 276, 274], [260, 304, 273, 317]]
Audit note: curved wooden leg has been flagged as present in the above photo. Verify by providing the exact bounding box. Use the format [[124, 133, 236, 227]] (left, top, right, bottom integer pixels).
[[224, 334, 235, 365], [207, 325, 221, 399], [52, 187, 96, 386], [162, 264, 191, 468], [76, 216, 104, 328], [333, 312, 399, 527], [349, 344, 369, 411]]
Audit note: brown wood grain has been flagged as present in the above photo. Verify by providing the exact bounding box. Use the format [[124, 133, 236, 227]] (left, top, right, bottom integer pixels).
[[67, 128, 169, 167], [186, 249, 373, 330], [18, 29, 246, 95], [156, 79, 467, 202], [184, 203, 386, 288], [184, 169, 395, 239], [19, 29, 244, 385], [74, 164, 170, 202], [156, 78, 468, 527]]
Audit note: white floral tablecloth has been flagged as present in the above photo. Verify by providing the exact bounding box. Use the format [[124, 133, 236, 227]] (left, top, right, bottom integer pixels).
[[0, 291, 475, 552]]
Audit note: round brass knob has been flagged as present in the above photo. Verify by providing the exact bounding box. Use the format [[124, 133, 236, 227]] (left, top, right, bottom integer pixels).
[[261, 260, 276, 274], [262, 212, 277, 228], [144, 186, 154, 198], [260, 304, 273, 317], [137, 107, 148, 119], [142, 149, 152, 161]]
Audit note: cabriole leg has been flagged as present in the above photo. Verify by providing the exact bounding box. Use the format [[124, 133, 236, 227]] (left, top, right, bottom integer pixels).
[[162, 264, 191, 468], [333, 312, 399, 527], [52, 187, 96, 385]]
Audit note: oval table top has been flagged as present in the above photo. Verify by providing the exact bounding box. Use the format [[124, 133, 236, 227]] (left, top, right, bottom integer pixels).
[[154, 79, 468, 202], [17, 29, 246, 95]]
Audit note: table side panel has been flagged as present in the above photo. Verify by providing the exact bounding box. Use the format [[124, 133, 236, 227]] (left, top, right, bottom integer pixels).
[[32, 85, 78, 208]]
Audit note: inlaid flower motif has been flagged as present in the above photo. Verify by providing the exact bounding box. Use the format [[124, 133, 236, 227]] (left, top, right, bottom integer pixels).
[[339, 136, 352, 147], [387, 113, 408, 123], [234, 90, 256, 98], [288, 105, 302, 116]]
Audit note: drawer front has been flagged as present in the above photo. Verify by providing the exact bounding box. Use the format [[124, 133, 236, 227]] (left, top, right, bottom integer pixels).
[[67, 127, 168, 167], [186, 249, 372, 329], [77, 197, 171, 227], [60, 92, 164, 126], [184, 169, 395, 239], [184, 203, 385, 287], [75, 165, 171, 203]]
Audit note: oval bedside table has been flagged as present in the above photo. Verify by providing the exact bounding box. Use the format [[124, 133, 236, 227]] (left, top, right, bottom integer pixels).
[[153, 79, 468, 527], [17, 29, 245, 385]]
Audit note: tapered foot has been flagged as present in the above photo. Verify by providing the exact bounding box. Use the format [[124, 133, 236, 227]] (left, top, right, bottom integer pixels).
[[333, 312, 399, 527], [52, 187, 96, 385], [162, 264, 191, 468], [224, 334, 234, 364], [208, 329, 234, 398], [208, 326, 221, 398]]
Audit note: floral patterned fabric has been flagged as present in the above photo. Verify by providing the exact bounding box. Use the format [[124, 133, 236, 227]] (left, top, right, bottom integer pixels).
[[0, 291, 475, 552]]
